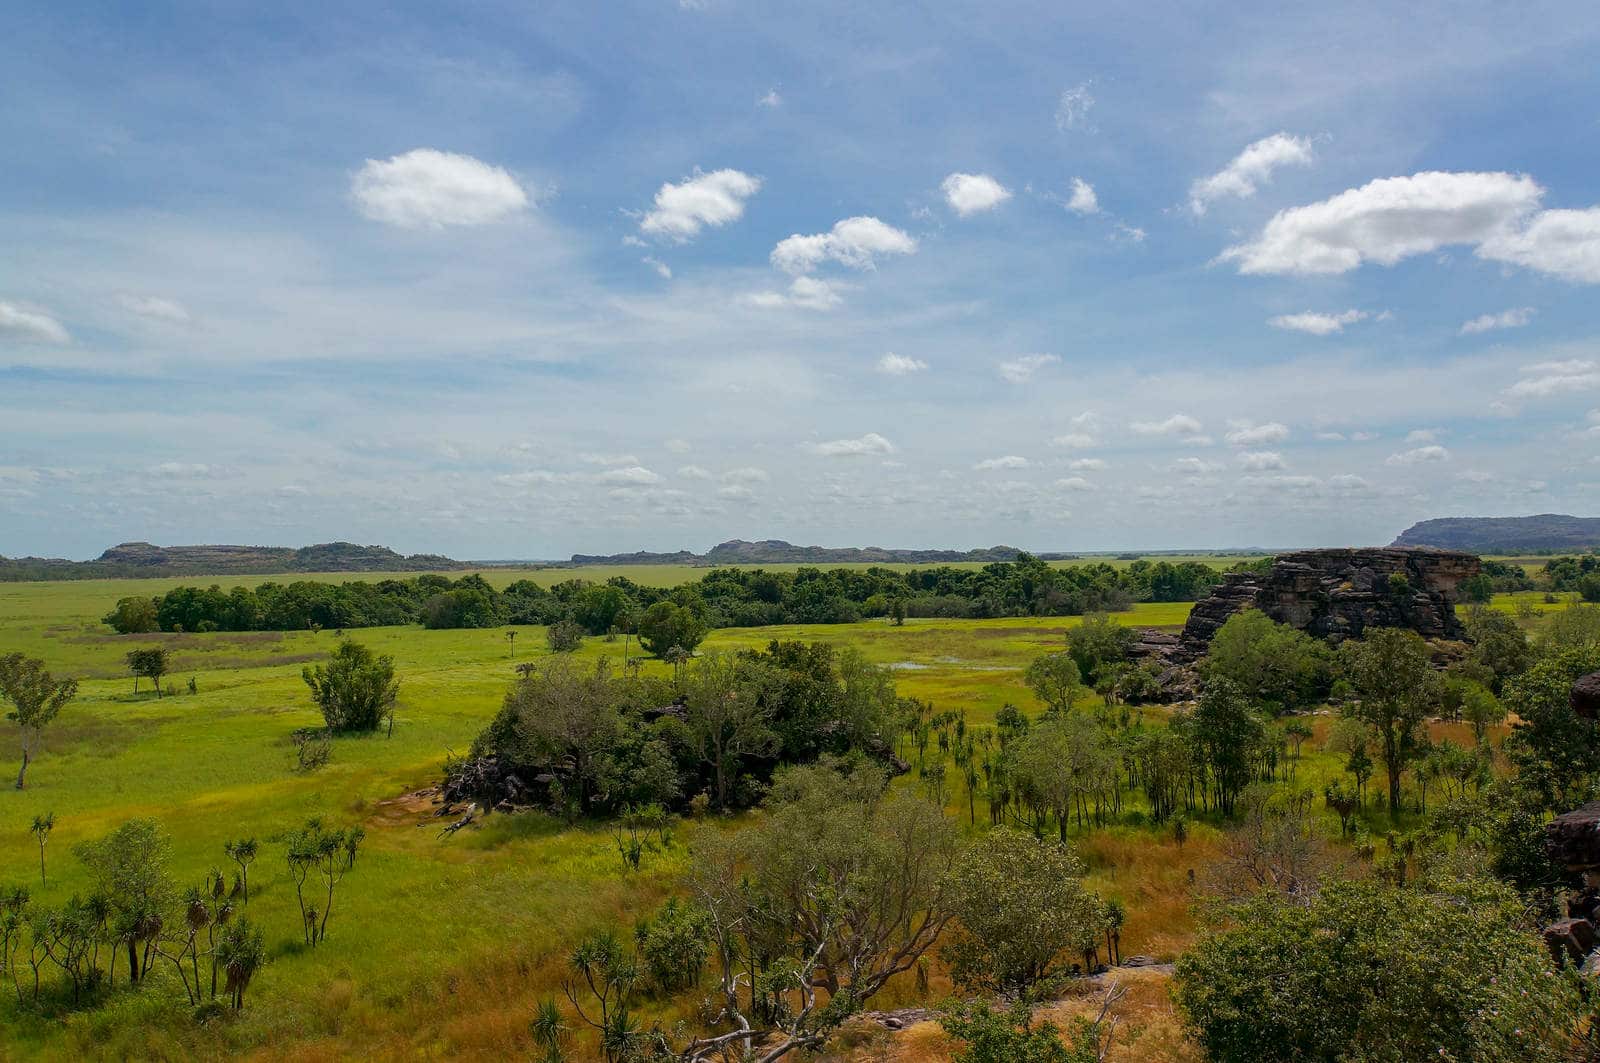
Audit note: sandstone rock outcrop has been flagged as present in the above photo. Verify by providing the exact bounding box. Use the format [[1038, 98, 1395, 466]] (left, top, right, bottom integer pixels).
[[1574, 671, 1600, 721], [1167, 547, 1479, 662]]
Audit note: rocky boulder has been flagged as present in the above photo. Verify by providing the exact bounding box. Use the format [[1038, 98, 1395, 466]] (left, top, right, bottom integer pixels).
[[1574, 672, 1600, 721]]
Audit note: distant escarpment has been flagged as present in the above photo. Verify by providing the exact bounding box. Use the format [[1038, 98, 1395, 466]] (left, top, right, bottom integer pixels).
[[1392, 514, 1600, 554], [567, 539, 1046, 567], [1152, 547, 1479, 667], [0, 541, 470, 581]]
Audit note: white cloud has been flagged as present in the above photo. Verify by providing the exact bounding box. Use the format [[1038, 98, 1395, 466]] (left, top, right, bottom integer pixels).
[[351, 148, 529, 229], [118, 294, 191, 324], [1068, 458, 1107, 471], [1268, 309, 1369, 336], [941, 173, 1012, 216], [757, 88, 782, 108], [1172, 457, 1223, 476], [1507, 359, 1600, 398], [877, 352, 928, 375], [148, 461, 219, 478], [997, 354, 1060, 383], [677, 464, 712, 480], [1460, 307, 1535, 335], [1386, 445, 1451, 465], [1404, 428, 1440, 444], [717, 484, 755, 500], [810, 433, 895, 457], [597, 465, 662, 484], [721, 466, 769, 484], [639, 168, 762, 241], [1112, 223, 1147, 243], [771, 216, 917, 273], [746, 276, 843, 311], [1327, 474, 1372, 490], [1054, 476, 1095, 491], [641, 256, 672, 279], [975, 455, 1029, 470], [1225, 421, 1290, 446], [1218, 171, 1550, 276], [1189, 133, 1314, 216], [1131, 413, 1205, 437], [1065, 178, 1099, 215], [1050, 432, 1096, 448], [579, 453, 639, 466], [0, 300, 70, 344], [1055, 83, 1095, 132], [1237, 450, 1286, 470], [1479, 208, 1600, 283], [664, 438, 691, 454]]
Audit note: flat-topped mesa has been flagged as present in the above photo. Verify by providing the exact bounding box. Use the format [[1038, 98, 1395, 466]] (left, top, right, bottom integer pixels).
[[1170, 547, 1479, 662]]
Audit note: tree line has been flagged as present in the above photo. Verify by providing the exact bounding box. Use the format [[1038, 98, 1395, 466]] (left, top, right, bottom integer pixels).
[[101, 555, 1227, 637]]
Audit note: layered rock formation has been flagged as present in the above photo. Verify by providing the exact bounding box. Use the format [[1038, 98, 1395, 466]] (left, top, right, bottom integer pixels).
[[1167, 547, 1478, 662], [1544, 672, 1600, 970]]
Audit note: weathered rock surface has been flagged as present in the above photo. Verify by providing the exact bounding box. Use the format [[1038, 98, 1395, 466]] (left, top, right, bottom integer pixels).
[[1574, 671, 1600, 720], [1548, 800, 1600, 872], [1170, 547, 1478, 662]]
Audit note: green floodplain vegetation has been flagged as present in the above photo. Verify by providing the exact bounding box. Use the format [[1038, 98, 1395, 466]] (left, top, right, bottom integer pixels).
[[0, 558, 1584, 1060]]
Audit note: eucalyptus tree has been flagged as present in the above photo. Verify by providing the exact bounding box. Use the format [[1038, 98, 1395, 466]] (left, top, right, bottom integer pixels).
[[1, 653, 78, 789]]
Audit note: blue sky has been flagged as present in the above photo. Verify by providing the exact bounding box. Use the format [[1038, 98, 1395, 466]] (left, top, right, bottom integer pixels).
[[3, 1, 1599, 560]]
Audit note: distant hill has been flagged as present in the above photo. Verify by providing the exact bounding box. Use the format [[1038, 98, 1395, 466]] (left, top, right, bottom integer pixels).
[[1391, 515, 1600, 554], [567, 539, 1051, 566], [0, 541, 471, 581]]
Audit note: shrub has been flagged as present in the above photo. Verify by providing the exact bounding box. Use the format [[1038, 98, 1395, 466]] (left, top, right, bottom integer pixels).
[[634, 897, 710, 993], [546, 620, 584, 653]]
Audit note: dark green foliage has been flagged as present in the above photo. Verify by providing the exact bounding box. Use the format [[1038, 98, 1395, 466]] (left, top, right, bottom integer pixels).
[[2, 653, 78, 789], [420, 586, 504, 629], [1174, 876, 1580, 1062], [301, 641, 399, 733], [1502, 648, 1600, 809], [283, 818, 364, 947], [634, 898, 710, 993], [1181, 678, 1265, 816], [124, 647, 169, 696], [1338, 628, 1439, 814], [545, 620, 585, 653], [939, 999, 1104, 1063], [637, 601, 707, 656], [102, 596, 159, 633]]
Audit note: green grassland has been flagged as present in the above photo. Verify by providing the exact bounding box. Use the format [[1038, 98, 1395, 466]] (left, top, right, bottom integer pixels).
[[0, 570, 1504, 1060]]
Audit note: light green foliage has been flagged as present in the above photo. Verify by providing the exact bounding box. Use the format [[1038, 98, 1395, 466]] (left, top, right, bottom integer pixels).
[[74, 818, 176, 983], [1541, 602, 1600, 656], [1024, 652, 1084, 716], [1175, 876, 1581, 1062], [939, 999, 1104, 1063], [1338, 628, 1439, 814], [1463, 606, 1532, 689], [301, 640, 399, 732], [1201, 610, 1328, 712], [1063, 613, 1134, 684], [942, 828, 1106, 996], [1, 653, 78, 789], [283, 818, 364, 947], [633, 897, 710, 993], [124, 647, 169, 695]]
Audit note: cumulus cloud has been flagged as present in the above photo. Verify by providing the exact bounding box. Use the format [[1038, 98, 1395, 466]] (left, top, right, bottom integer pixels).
[[941, 173, 1012, 216], [1054, 476, 1095, 491], [721, 466, 769, 484], [975, 455, 1029, 470], [580, 453, 640, 466], [1216, 171, 1600, 280], [351, 148, 529, 228], [810, 433, 895, 457], [1055, 83, 1095, 131], [597, 466, 663, 484], [1268, 310, 1369, 335], [1189, 133, 1314, 216], [746, 276, 843, 311], [1386, 445, 1451, 465], [641, 256, 672, 279], [1065, 178, 1099, 215], [1506, 359, 1600, 398], [663, 438, 691, 454], [677, 465, 712, 480], [1051, 432, 1096, 448], [771, 216, 917, 274], [118, 294, 191, 324], [1479, 208, 1600, 283], [877, 352, 928, 375], [757, 88, 782, 108], [1405, 429, 1440, 444], [1172, 457, 1223, 476], [1460, 307, 1535, 335], [1131, 413, 1205, 437], [1237, 450, 1286, 470], [0, 300, 70, 344], [997, 354, 1060, 383], [1068, 458, 1107, 471], [1225, 421, 1290, 446], [717, 484, 755, 500], [639, 168, 762, 241]]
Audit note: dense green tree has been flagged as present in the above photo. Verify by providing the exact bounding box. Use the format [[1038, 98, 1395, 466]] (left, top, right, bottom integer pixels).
[[1502, 649, 1600, 808], [942, 828, 1106, 996], [1, 653, 78, 789], [301, 641, 399, 733], [546, 619, 585, 653], [939, 999, 1106, 1063], [1175, 876, 1580, 1062], [102, 596, 159, 634], [681, 653, 778, 810], [1201, 610, 1328, 712], [1463, 606, 1532, 689], [1338, 628, 1439, 814], [1184, 678, 1265, 816], [1063, 613, 1134, 684], [500, 657, 622, 813], [75, 818, 175, 983], [637, 601, 707, 657], [1023, 653, 1084, 717]]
